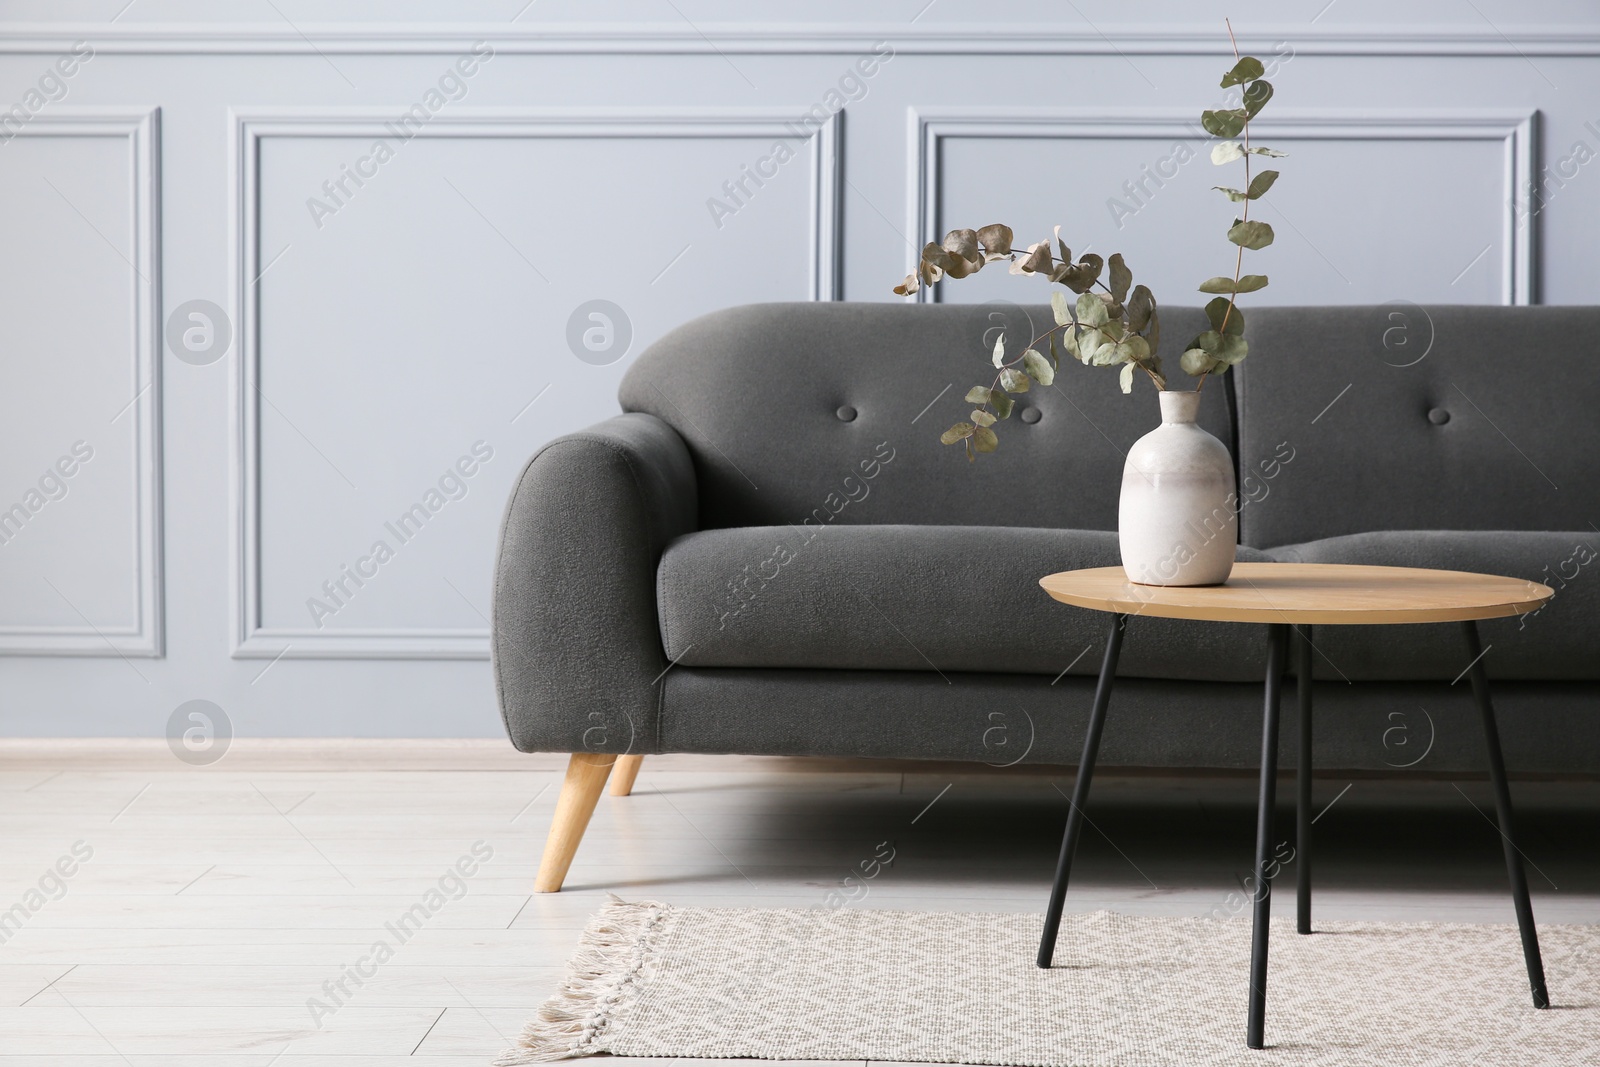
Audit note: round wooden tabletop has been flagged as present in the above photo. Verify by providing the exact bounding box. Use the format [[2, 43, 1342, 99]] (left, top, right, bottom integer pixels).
[[1039, 562, 1552, 625]]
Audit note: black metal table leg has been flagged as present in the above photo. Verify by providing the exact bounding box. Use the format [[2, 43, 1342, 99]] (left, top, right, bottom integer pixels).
[[1461, 620, 1550, 1009], [1295, 624, 1313, 935], [1247, 624, 1289, 1050], [1037, 613, 1126, 969]]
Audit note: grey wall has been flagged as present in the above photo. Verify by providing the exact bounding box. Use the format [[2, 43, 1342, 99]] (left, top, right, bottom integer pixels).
[[2, 1, 1598, 737]]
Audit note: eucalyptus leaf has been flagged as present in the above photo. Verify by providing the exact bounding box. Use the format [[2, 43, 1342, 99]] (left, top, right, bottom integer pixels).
[[976, 223, 1014, 257], [1022, 348, 1055, 386], [1247, 146, 1288, 157], [999, 367, 1031, 393], [1060, 328, 1081, 361], [992, 334, 1006, 367], [1119, 361, 1136, 394], [973, 426, 999, 453], [1055, 225, 1071, 266], [942, 228, 980, 263], [1126, 284, 1154, 332], [1054, 254, 1104, 294], [1211, 140, 1245, 164], [1198, 274, 1270, 294], [941, 422, 975, 445], [989, 393, 1015, 420], [892, 274, 920, 296], [1114, 335, 1151, 365], [1050, 290, 1072, 327], [965, 386, 993, 404], [1089, 340, 1125, 367], [1248, 169, 1279, 198], [1220, 56, 1265, 87], [971, 408, 997, 427], [1242, 79, 1273, 117], [1201, 108, 1249, 139], [1195, 329, 1247, 364], [1108, 253, 1132, 302], [1075, 291, 1109, 328], [1227, 219, 1276, 249], [1076, 330, 1102, 365], [1010, 240, 1052, 275], [1213, 167, 1279, 202], [1204, 296, 1244, 335], [1180, 347, 1217, 376]]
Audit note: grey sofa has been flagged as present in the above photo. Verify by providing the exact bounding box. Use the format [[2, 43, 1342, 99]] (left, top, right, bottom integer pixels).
[[493, 302, 1598, 890]]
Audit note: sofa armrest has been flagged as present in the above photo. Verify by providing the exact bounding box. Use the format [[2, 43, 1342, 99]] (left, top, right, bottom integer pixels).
[[492, 413, 698, 753]]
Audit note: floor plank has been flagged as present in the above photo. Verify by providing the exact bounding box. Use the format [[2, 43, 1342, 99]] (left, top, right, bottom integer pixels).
[[0, 747, 1595, 1062]]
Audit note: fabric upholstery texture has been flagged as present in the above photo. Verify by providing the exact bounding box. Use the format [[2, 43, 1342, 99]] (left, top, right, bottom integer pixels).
[[659, 668, 1600, 774], [619, 302, 1231, 531], [658, 524, 1273, 681], [492, 413, 696, 754], [490, 303, 1600, 771], [1235, 305, 1600, 546], [1271, 530, 1600, 680]]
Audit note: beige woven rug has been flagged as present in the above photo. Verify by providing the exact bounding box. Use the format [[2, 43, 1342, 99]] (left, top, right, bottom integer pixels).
[[497, 897, 1599, 1066]]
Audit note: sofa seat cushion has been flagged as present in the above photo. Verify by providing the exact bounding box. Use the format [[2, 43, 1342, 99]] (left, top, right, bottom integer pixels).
[[658, 525, 1273, 681], [1269, 531, 1600, 680]]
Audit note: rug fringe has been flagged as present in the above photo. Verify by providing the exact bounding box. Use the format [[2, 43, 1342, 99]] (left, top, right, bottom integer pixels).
[[493, 894, 669, 1065]]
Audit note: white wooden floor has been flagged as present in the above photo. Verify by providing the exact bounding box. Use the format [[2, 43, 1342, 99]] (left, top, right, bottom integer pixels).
[[2, 740, 1596, 1065]]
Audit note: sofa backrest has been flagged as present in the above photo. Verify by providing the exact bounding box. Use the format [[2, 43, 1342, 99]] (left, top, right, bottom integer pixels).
[[1235, 305, 1600, 547], [619, 302, 1234, 531]]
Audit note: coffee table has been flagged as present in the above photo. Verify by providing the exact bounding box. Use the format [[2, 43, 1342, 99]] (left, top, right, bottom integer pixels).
[[1034, 562, 1554, 1050]]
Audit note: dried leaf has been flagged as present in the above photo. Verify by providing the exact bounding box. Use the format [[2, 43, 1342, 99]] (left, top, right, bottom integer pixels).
[[1075, 291, 1109, 328], [1126, 284, 1154, 333], [1205, 296, 1244, 335], [999, 367, 1031, 393], [1050, 290, 1072, 327], [1220, 56, 1265, 88], [976, 223, 1014, 257], [1198, 274, 1270, 294], [940, 422, 975, 445], [1010, 240, 1052, 275], [1200, 108, 1249, 139], [1108, 253, 1133, 303], [1211, 140, 1245, 165], [973, 426, 999, 453], [1227, 219, 1276, 250], [1022, 348, 1055, 386], [1242, 79, 1273, 118], [1180, 347, 1216, 376]]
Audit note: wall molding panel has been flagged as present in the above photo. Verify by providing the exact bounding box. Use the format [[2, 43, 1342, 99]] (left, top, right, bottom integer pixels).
[[0, 107, 164, 658], [907, 108, 1539, 307], [4, 23, 1600, 56], [229, 108, 841, 660]]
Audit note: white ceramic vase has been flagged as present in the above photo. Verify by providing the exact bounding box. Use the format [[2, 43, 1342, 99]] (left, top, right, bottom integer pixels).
[[1118, 390, 1237, 586]]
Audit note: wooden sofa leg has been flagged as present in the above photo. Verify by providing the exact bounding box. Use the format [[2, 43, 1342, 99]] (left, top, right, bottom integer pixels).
[[609, 754, 644, 796], [535, 754, 614, 893]]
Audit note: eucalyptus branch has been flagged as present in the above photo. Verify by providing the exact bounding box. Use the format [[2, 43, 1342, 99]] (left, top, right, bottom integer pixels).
[[892, 22, 1280, 459]]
